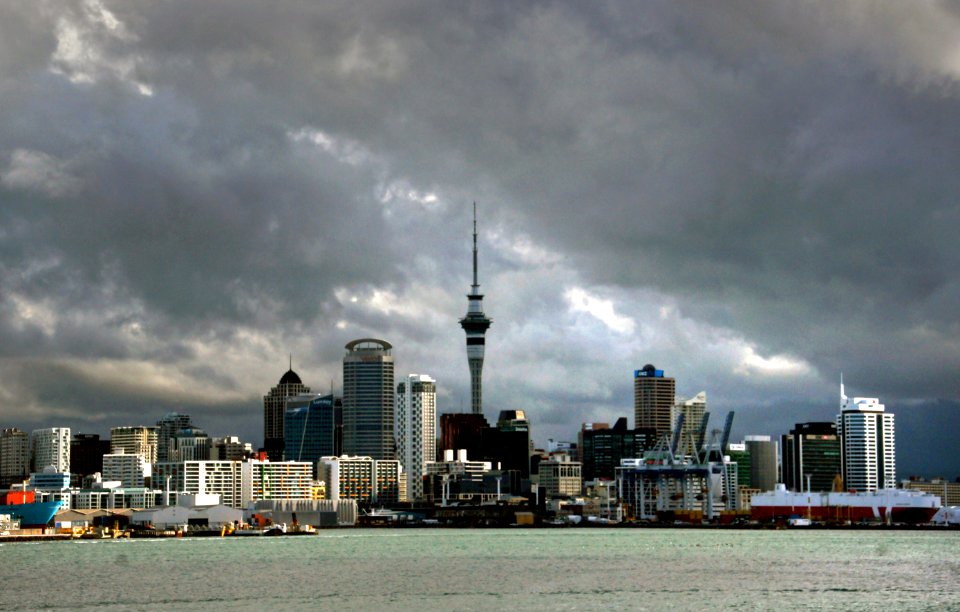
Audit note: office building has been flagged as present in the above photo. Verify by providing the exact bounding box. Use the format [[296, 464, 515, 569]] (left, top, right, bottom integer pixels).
[[110, 426, 158, 465], [395, 374, 437, 501], [481, 410, 531, 479], [578, 419, 657, 482], [634, 364, 676, 441], [241, 460, 314, 503], [284, 394, 336, 470], [263, 365, 310, 461], [156, 413, 193, 463], [440, 413, 488, 461], [837, 380, 895, 491], [70, 433, 112, 486], [744, 436, 778, 493], [210, 436, 253, 461], [155, 460, 243, 508], [538, 456, 582, 498], [30, 427, 70, 473], [459, 204, 493, 415], [342, 338, 395, 460], [781, 422, 841, 492], [169, 427, 211, 462], [0, 428, 29, 487], [102, 451, 152, 488]]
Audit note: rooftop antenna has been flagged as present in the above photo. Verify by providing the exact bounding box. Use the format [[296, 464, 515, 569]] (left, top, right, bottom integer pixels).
[[471, 202, 479, 293], [289, 354, 293, 371]]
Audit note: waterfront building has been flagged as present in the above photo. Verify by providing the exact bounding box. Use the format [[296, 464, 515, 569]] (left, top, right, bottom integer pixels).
[[633, 364, 676, 441], [837, 380, 896, 491], [110, 426, 158, 465], [459, 204, 493, 416], [156, 413, 193, 463], [263, 366, 310, 461], [29, 468, 70, 490], [102, 450, 152, 488], [781, 422, 841, 492], [241, 460, 314, 504], [342, 339, 395, 460], [30, 427, 70, 473], [744, 436, 778, 493], [283, 394, 336, 471], [537, 456, 582, 498], [578, 418, 657, 482], [72, 484, 160, 510], [424, 449, 494, 504], [0, 428, 29, 488], [318, 455, 401, 505], [726, 442, 751, 488], [155, 461, 243, 508], [69, 434, 112, 486], [395, 374, 437, 501]]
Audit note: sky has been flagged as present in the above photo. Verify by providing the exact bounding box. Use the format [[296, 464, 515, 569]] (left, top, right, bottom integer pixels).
[[1, 1, 958, 478]]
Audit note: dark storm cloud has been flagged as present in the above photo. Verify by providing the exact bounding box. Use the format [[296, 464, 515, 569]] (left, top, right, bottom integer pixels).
[[0, 1, 957, 476]]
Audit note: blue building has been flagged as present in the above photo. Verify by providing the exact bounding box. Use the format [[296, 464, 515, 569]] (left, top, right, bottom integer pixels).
[[285, 394, 336, 475]]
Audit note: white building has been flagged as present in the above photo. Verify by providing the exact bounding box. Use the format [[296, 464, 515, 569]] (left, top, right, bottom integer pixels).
[[102, 451, 152, 488], [395, 373, 437, 501], [837, 380, 895, 491], [110, 426, 158, 465], [671, 391, 707, 451], [319, 455, 402, 505], [30, 427, 70, 473]]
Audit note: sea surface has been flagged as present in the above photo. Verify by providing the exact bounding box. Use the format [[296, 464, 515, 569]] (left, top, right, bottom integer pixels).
[[1, 528, 958, 610]]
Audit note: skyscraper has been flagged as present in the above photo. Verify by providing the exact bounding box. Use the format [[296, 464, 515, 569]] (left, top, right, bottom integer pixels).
[[30, 427, 70, 473], [633, 364, 676, 441], [459, 204, 492, 415], [284, 394, 336, 471], [671, 391, 707, 443], [837, 378, 895, 491], [744, 435, 778, 492], [110, 426, 158, 465], [781, 422, 841, 492], [396, 374, 437, 501], [156, 412, 194, 463], [263, 365, 310, 461], [342, 338, 395, 460], [0, 428, 29, 487]]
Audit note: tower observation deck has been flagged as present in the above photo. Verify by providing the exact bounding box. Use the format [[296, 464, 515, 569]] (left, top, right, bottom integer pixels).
[[459, 203, 492, 415]]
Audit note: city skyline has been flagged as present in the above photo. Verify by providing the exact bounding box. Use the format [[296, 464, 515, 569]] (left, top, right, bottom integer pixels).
[[0, 2, 958, 478]]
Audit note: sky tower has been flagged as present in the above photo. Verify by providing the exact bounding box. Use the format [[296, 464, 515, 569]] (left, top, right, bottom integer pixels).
[[460, 203, 492, 415]]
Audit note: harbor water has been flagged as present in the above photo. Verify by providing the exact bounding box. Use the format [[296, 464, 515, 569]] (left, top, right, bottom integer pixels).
[[1, 528, 958, 610]]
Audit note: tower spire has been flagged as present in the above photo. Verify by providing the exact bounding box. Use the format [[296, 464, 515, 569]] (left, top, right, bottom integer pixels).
[[472, 202, 479, 293]]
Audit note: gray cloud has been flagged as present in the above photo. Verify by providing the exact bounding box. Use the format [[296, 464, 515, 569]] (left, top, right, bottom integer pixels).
[[0, 1, 957, 478]]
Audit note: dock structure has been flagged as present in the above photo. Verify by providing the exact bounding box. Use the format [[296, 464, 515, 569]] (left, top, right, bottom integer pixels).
[[616, 412, 738, 522]]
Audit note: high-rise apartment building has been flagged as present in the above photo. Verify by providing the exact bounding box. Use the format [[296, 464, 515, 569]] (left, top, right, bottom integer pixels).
[[30, 427, 70, 473], [342, 339, 395, 460], [634, 364, 676, 441], [837, 380, 895, 491], [0, 428, 29, 487], [263, 367, 310, 461], [102, 451, 152, 488], [318, 455, 401, 505], [156, 413, 193, 463], [459, 204, 492, 415], [395, 374, 437, 501], [169, 426, 211, 462], [110, 426, 158, 465], [781, 422, 841, 492]]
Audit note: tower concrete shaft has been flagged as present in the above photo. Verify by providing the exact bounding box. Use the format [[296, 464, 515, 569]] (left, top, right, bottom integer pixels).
[[459, 203, 492, 415]]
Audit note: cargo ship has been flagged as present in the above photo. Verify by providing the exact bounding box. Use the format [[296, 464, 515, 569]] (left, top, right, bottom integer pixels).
[[751, 484, 941, 524], [0, 490, 63, 528]]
